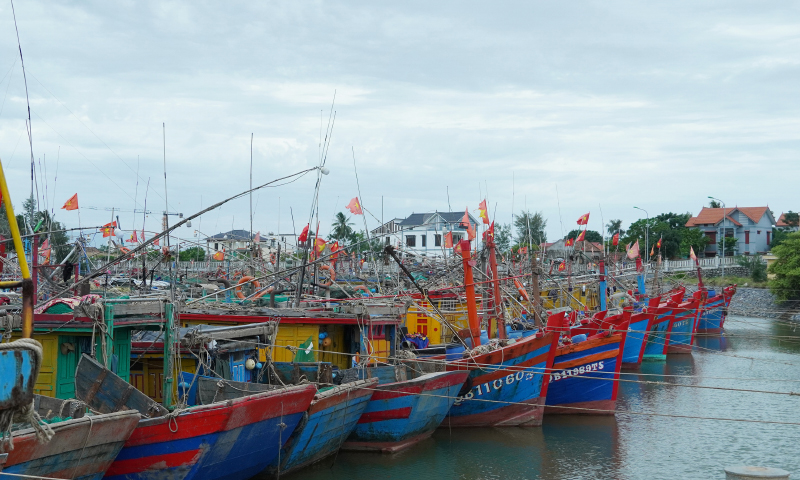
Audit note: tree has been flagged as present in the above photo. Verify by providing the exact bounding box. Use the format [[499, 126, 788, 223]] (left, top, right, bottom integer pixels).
[[736, 255, 767, 283], [494, 223, 512, 254], [680, 228, 709, 258], [348, 230, 383, 255], [718, 236, 736, 257], [514, 211, 547, 245], [565, 229, 603, 243], [622, 212, 692, 259], [330, 212, 355, 242], [606, 219, 624, 236], [768, 231, 800, 301], [772, 228, 792, 249], [783, 211, 799, 227], [709, 200, 721, 209], [179, 246, 205, 261]]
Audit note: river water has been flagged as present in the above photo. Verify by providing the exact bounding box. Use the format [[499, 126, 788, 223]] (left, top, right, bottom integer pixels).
[[289, 315, 799, 479]]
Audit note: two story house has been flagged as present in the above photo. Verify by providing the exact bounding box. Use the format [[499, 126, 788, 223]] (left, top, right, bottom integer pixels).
[[685, 206, 775, 256], [387, 211, 480, 256]]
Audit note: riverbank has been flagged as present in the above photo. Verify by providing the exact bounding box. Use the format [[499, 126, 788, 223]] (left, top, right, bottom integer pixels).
[[728, 287, 800, 321]]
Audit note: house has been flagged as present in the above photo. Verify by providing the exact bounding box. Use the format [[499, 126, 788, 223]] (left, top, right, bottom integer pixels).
[[776, 212, 799, 232], [204, 229, 273, 258], [394, 211, 480, 256], [370, 218, 405, 246], [685, 207, 776, 256], [543, 239, 604, 263]]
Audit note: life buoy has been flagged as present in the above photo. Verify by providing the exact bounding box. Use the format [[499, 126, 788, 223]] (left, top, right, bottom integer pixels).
[[270, 253, 277, 265], [318, 264, 335, 287], [354, 285, 370, 296], [514, 279, 530, 302], [235, 276, 261, 299]]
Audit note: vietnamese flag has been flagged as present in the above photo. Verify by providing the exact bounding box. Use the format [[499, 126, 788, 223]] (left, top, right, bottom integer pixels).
[[444, 231, 453, 248], [656, 237, 662, 249], [576, 229, 586, 242], [627, 240, 640, 259], [612, 233, 619, 246], [558, 262, 566, 272], [130, 230, 139, 243], [460, 208, 470, 228], [453, 241, 463, 256], [298, 224, 310, 243], [101, 221, 116, 238], [315, 237, 327, 253], [478, 199, 489, 225], [346, 197, 363, 215], [565, 238, 574, 247], [213, 248, 225, 261], [467, 222, 476, 240], [690, 246, 697, 261], [576, 212, 590, 225], [61, 193, 79, 211]]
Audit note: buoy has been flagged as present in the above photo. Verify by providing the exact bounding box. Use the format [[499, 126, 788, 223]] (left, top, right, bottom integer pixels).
[[317, 264, 335, 287], [245, 359, 256, 370], [235, 276, 272, 299]]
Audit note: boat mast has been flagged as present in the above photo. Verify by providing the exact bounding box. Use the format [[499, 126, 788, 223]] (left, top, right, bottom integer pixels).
[[459, 239, 482, 347], [486, 229, 506, 339]]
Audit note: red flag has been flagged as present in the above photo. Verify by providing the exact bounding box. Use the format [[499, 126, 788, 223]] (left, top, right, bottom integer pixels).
[[483, 222, 495, 242], [315, 237, 326, 253], [612, 233, 619, 246], [141, 230, 145, 243], [346, 197, 363, 215], [690, 246, 697, 261], [656, 237, 662, 249], [650, 245, 654, 257], [558, 262, 566, 272], [213, 248, 225, 261], [565, 238, 574, 247], [101, 221, 116, 238], [444, 231, 453, 248], [478, 199, 489, 225], [627, 240, 640, 259], [254, 231, 261, 243], [454, 241, 463, 256], [61, 193, 79, 211], [467, 222, 476, 240], [576, 229, 586, 242], [460, 208, 470, 228], [519, 246, 528, 255], [298, 224, 310, 243], [576, 212, 590, 225], [130, 230, 139, 243], [153, 236, 160, 246]]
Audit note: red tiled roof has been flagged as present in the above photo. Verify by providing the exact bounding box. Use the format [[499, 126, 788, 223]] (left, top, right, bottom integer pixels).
[[685, 206, 770, 227], [776, 213, 798, 227]]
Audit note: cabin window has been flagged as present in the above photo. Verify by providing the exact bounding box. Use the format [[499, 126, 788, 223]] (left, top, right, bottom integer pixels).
[[421, 235, 427, 247], [214, 243, 219, 250], [406, 235, 416, 247], [435, 234, 442, 246], [744, 231, 750, 245]]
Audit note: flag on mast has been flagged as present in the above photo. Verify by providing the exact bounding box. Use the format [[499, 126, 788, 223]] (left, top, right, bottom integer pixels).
[[690, 246, 697, 261], [612, 233, 619, 246], [61, 194, 79, 211], [478, 199, 490, 225], [626, 240, 640, 259], [576, 212, 590, 225], [346, 197, 363, 215]]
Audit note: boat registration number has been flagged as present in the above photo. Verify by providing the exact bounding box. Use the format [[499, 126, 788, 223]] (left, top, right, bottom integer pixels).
[[453, 371, 538, 405], [550, 361, 604, 382]]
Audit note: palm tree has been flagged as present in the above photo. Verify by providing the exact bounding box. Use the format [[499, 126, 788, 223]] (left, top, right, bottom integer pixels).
[[606, 219, 624, 236], [330, 212, 355, 242]]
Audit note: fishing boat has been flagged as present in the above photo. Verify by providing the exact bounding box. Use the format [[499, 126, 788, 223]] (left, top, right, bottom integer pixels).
[[342, 366, 469, 452], [640, 290, 685, 361], [74, 354, 317, 480], [696, 285, 737, 333], [666, 292, 704, 354], [544, 310, 629, 415], [176, 324, 380, 476], [620, 298, 661, 369]]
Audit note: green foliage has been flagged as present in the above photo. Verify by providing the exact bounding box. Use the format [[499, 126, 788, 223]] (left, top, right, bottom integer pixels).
[[606, 219, 624, 236], [717, 236, 736, 257], [565, 229, 603, 243], [623, 212, 694, 259], [736, 255, 767, 282], [782, 211, 799, 227], [680, 228, 710, 257], [494, 223, 512, 254], [330, 212, 355, 242], [514, 211, 547, 244], [348, 230, 383, 255], [768, 231, 800, 301], [709, 200, 721, 208], [772, 228, 792, 249], [179, 246, 205, 261]]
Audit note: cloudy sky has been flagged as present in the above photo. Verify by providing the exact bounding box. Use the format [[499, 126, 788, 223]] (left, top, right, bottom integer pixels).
[[0, 1, 797, 247]]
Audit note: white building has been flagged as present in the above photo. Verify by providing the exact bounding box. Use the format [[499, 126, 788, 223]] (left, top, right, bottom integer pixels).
[[385, 211, 480, 256]]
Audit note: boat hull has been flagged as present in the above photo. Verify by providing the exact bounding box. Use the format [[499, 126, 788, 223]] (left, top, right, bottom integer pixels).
[[642, 309, 674, 361], [104, 384, 315, 480], [343, 370, 468, 452], [666, 298, 702, 354], [545, 333, 625, 415], [444, 332, 558, 427], [273, 379, 376, 474], [621, 313, 652, 369], [697, 292, 732, 333], [4, 410, 140, 480]]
